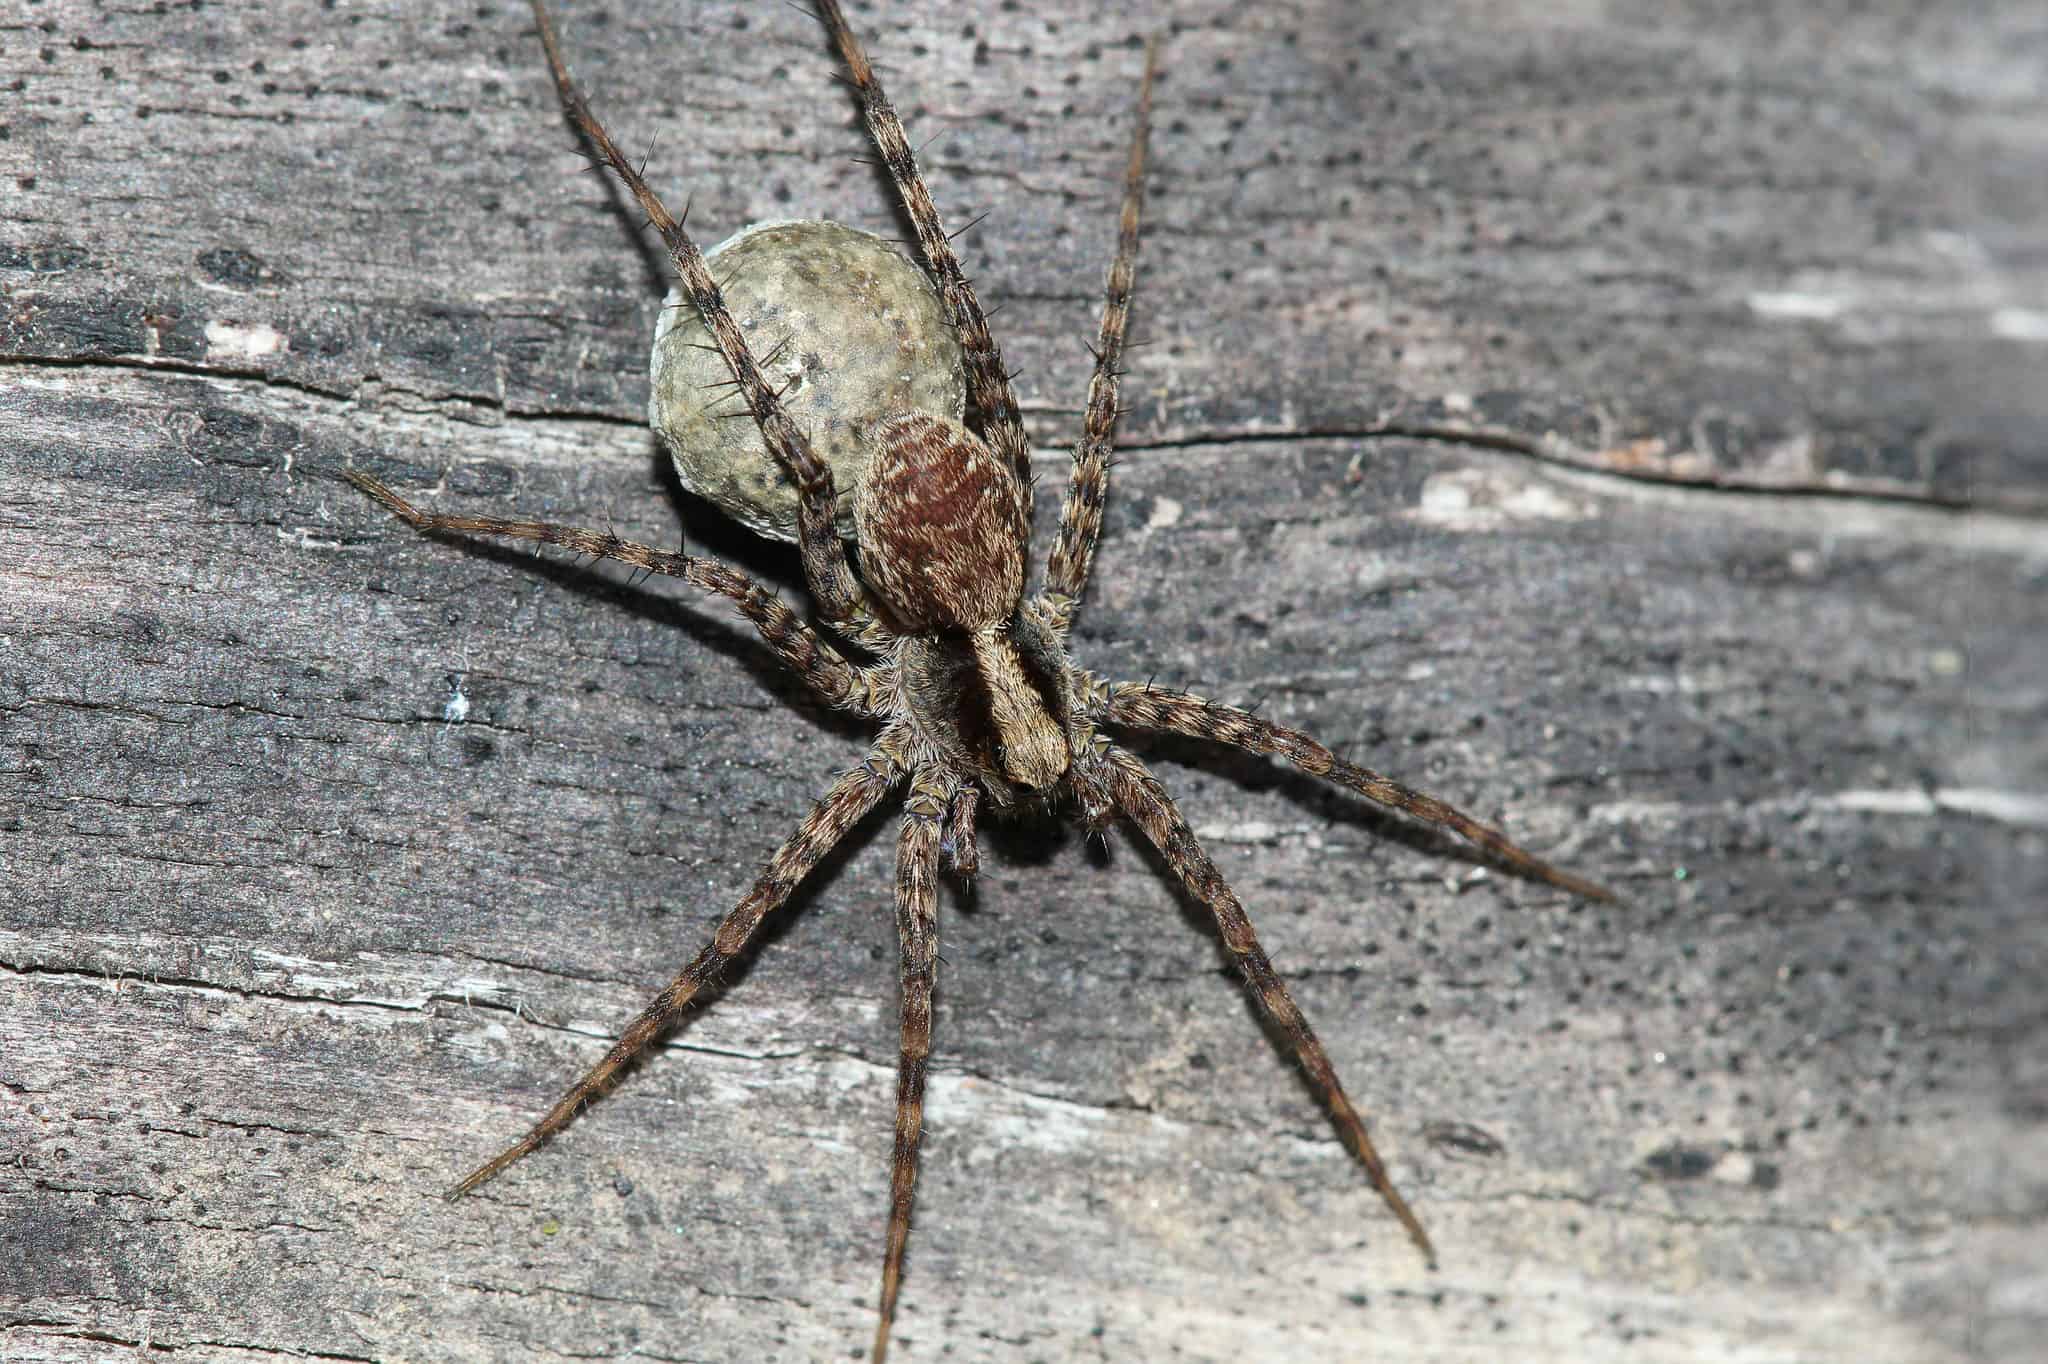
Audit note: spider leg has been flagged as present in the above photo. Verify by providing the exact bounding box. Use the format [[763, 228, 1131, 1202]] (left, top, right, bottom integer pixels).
[[446, 729, 907, 1198], [1044, 40, 1158, 630], [528, 0, 886, 650], [1092, 742, 1437, 1264], [1093, 677, 1616, 901], [810, 0, 1031, 506], [344, 471, 880, 716], [870, 774, 947, 1364], [940, 782, 979, 882]]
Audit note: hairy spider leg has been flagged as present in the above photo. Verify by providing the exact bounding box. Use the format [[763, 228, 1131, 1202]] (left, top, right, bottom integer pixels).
[[811, 0, 1032, 509], [1094, 742, 1440, 1263], [1098, 679, 1617, 902], [941, 783, 980, 880], [342, 472, 878, 714], [529, 0, 889, 650], [447, 736, 906, 1198], [875, 771, 950, 1364], [1044, 40, 1158, 629]]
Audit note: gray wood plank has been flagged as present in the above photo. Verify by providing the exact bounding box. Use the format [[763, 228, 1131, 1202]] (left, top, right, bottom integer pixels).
[[4, 2, 2043, 1361]]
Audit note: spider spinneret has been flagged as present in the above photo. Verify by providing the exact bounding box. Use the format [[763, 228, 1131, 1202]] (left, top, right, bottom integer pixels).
[[343, 2, 1615, 1358]]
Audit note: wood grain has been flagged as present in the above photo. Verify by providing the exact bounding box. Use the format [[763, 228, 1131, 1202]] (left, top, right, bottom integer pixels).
[[4, 2, 2043, 1361]]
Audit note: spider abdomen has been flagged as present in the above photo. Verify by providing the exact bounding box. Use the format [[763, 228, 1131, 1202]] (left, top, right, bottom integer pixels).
[[855, 411, 1027, 633], [649, 220, 965, 542]]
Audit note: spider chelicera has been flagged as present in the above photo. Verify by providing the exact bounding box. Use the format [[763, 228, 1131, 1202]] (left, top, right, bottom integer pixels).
[[345, 1, 1614, 1356]]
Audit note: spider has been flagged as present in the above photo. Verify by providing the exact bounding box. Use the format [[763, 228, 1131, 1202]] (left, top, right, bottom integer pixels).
[[345, 1, 1615, 1356]]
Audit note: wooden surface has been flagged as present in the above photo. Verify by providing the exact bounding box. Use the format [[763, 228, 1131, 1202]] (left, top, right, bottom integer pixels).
[[4, 1, 2045, 1360]]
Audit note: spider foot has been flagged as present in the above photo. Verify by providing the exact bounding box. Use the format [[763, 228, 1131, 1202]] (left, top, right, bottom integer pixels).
[[445, 1131, 549, 1201]]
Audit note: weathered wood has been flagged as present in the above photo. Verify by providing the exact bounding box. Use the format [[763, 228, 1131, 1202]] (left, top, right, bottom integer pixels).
[[3, 1, 2043, 1361]]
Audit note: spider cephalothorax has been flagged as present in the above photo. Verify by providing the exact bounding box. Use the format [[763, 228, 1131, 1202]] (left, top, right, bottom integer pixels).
[[860, 411, 1078, 801], [345, 2, 1613, 1358]]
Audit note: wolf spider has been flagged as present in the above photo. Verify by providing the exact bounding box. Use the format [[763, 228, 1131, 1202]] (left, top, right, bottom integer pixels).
[[346, 0, 1614, 1356]]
